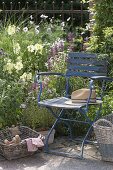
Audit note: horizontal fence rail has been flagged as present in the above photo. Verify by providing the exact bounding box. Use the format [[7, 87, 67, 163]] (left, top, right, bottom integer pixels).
[[0, 1, 89, 27]]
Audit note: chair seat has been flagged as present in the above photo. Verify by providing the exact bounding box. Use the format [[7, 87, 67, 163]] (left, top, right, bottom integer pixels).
[[38, 97, 102, 109]]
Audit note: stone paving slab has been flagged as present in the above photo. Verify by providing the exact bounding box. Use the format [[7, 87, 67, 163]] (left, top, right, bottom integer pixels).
[[0, 137, 113, 170], [0, 152, 113, 170]]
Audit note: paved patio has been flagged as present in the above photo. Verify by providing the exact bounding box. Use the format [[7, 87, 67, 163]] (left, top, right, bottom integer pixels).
[[0, 137, 113, 170]]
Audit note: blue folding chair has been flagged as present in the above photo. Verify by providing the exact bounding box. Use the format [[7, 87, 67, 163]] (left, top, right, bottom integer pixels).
[[36, 52, 111, 159]]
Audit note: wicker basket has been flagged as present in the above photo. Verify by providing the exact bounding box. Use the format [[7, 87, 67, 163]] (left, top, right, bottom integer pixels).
[[93, 113, 113, 162], [0, 126, 40, 160]]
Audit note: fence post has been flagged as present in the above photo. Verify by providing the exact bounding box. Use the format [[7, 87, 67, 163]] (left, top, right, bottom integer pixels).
[[61, 1, 64, 22], [35, 1, 38, 23], [10, 1, 13, 15], [18, 2, 20, 11], [80, 1, 83, 27], [44, 1, 46, 13], [2, 2, 5, 11], [70, 1, 73, 27], [26, 1, 29, 11], [52, 1, 55, 19]]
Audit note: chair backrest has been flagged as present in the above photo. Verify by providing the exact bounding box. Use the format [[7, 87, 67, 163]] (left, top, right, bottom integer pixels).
[[66, 52, 107, 77]]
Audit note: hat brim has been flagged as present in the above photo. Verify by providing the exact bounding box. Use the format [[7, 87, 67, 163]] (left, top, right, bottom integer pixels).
[[65, 99, 102, 105]]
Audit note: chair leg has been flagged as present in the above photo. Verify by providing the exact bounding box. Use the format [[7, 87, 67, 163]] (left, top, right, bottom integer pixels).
[[46, 107, 73, 139], [44, 109, 65, 152], [80, 124, 93, 158], [44, 107, 98, 159]]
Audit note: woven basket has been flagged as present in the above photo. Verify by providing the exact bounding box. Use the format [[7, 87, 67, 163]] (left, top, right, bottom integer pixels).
[[0, 126, 40, 160], [93, 113, 113, 162]]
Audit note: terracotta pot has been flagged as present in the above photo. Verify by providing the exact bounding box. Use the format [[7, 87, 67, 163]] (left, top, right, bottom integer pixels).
[[38, 129, 55, 144]]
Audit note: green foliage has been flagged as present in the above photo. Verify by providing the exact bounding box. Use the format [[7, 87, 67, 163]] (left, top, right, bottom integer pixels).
[[88, 0, 113, 37], [87, 27, 113, 77], [0, 79, 25, 127], [91, 0, 113, 36], [0, 14, 84, 130], [0, 17, 68, 128], [86, 0, 113, 116], [21, 101, 55, 130], [87, 1, 113, 75]]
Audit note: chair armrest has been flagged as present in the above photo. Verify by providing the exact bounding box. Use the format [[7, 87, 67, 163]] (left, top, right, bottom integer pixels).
[[36, 72, 64, 76], [91, 76, 113, 82], [35, 72, 65, 103], [90, 76, 113, 101]]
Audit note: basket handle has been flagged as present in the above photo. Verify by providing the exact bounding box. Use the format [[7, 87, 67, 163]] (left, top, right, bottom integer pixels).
[[93, 119, 113, 128]]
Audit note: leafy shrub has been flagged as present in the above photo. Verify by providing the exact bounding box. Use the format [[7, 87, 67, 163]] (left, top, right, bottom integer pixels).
[[85, 0, 113, 116], [21, 100, 55, 130]]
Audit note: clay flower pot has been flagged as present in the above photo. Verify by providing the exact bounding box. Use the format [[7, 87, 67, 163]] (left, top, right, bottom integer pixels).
[[38, 129, 55, 144]]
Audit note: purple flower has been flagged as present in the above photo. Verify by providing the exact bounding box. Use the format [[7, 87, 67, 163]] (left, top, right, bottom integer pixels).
[[57, 40, 64, 51], [68, 44, 75, 52], [46, 57, 53, 70], [31, 82, 38, 90], [50, 46, 57, 56], [67, 32, 74, 42], [60, 40, 64, 51], [84, 37, 89, 42]]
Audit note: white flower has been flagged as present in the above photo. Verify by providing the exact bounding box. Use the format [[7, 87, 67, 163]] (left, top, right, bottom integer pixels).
[[30, 21, 34, 25], [90, 19, 95, 23], [20, 73, 27, 81], [17, 56, 22, 61], [16, 27, 20, 32], [14, 61, 23, 71], [27, 72, 32, 80], [86, 23, 91, 30], [7, 25, 16, 35], [20, 103, 26, 109], [4, 58, 11, 63], [35, 25, 39, 29], [47, 27, 52, 34], [40, 14, 48, 19], [23, 27, 28, 32], [67, 17, 71, 21], [50, 18, 53, 23], [35, 29, 39, 35], [13, 42, 21, 55], [35, 25, 40, 34], [30, 15, 33, 20], [27, 44, 43, 54], [27, 45, 35, 53], [3, 60, 15, 74], [20, 72, 32, 81], [45, 62, 48, 68], [47, 89, 52, 94], [61, 22, 65, 27], [44, 76, 50, 83], [34, 43, 43, 54]]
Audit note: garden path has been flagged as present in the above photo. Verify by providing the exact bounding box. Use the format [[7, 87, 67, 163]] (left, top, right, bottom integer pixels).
[[0, 137, 113, 170]]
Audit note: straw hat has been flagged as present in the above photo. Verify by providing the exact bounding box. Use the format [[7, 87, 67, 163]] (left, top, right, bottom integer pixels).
[[65, 88, 97, 104]]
